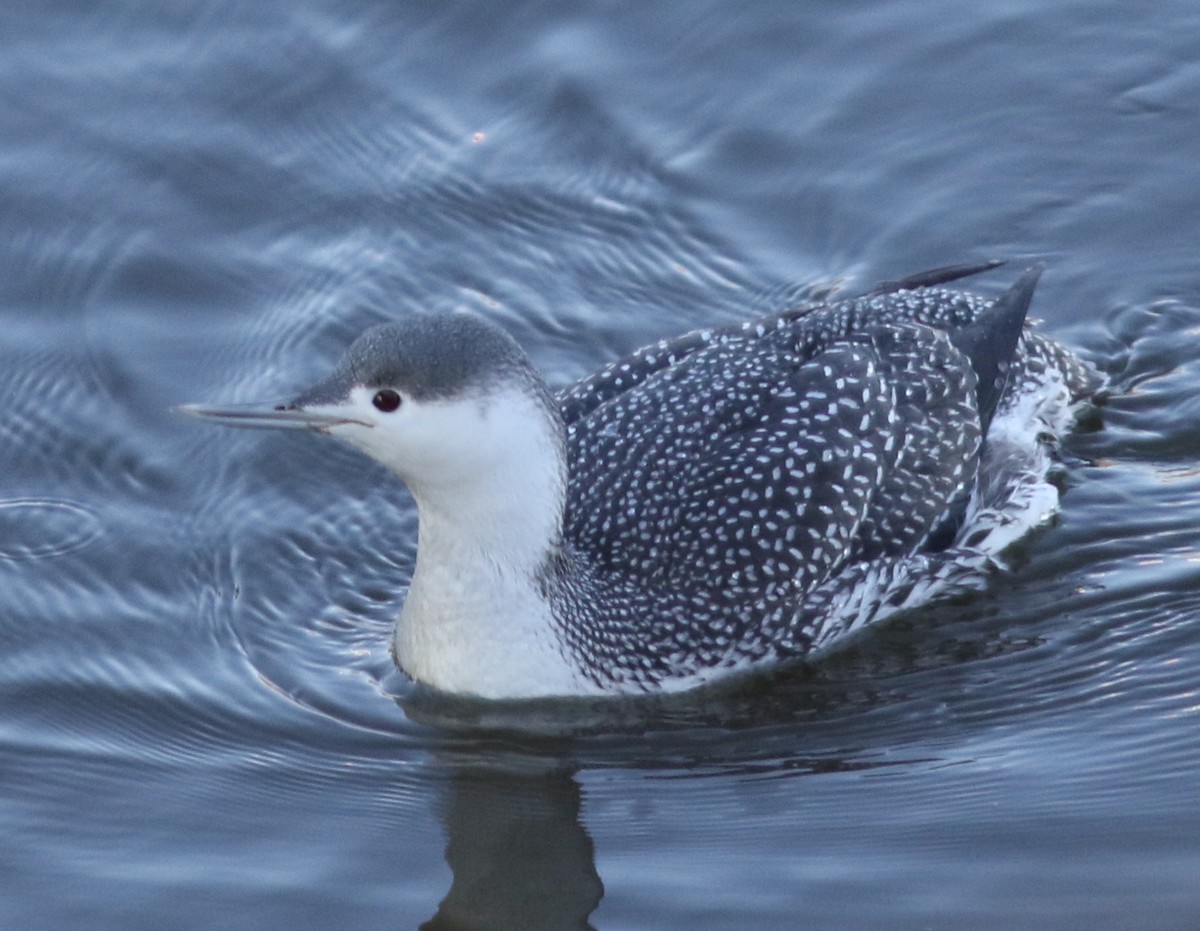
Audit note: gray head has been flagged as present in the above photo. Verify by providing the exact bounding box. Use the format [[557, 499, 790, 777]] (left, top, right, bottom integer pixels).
[[293, 313, 548, 408], [180, 312, 565, 495]]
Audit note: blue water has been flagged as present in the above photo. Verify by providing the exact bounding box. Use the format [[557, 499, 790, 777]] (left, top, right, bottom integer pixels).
[[3, 1, 1200, 927]]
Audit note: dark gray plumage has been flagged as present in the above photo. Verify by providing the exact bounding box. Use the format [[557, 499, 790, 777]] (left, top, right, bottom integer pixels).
[[537, 263, 1100, 690], [293, 313, 551, 406]]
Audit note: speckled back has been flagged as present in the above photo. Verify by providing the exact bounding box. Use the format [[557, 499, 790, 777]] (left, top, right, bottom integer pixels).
[[550, 282, 1098, 688]]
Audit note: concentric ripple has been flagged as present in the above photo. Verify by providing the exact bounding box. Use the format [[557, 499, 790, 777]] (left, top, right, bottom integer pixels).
[[0, 498, 102, 561]]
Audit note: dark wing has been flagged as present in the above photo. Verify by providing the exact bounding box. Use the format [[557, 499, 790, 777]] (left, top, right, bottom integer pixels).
[[562, 318, 984, 601], [866, 259, 1004, 297], [559, 266, 1067, 601], [557, 261, 1005, 426], [558, 320, 771, 426], [847, 322, 983, 560]]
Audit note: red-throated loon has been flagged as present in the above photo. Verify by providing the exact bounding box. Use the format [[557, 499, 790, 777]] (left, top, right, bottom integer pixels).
[[182, 262, 1101, 699]]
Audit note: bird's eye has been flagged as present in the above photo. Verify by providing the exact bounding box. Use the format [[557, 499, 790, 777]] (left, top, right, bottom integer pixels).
[[372, 389, 402, 413]]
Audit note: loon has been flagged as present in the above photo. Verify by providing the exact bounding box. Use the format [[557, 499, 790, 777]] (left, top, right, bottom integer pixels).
[[182, 262, 1100, 700]]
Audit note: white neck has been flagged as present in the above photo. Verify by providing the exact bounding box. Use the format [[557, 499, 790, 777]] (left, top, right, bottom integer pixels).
[[386, 389, 596, 698]]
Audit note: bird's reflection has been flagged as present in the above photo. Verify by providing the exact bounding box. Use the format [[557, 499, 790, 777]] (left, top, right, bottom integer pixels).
[[421, 764, 603, 931], [404, 648, 943, 929]]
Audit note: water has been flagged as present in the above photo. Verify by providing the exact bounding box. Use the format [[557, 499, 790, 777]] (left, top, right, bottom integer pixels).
[[3, 0, 1199, 927]]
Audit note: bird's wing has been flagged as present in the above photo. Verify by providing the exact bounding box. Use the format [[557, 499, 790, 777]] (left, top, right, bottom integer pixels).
[[557, 320, 763, 426], [563, 318, 983, 603], [556, 261, 1006, 427]]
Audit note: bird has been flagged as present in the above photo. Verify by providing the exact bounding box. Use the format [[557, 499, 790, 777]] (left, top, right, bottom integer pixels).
[[182, 261, 1101, 700]]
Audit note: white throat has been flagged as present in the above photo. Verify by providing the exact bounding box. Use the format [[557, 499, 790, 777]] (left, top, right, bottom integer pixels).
[[365, 387, 594, 698]]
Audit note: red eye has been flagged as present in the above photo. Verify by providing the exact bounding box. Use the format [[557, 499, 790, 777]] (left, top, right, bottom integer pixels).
[[372, 389, 402, 412]]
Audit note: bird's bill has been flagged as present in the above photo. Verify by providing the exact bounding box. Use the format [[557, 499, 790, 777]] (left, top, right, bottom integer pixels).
[[176, 402, 364, 431]]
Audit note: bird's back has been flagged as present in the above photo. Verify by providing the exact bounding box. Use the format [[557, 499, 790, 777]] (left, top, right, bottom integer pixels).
[[552, 270, 1099, 689]]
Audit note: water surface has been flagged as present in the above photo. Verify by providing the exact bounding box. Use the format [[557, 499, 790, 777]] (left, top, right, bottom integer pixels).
[[3, 1, 1199, 928]]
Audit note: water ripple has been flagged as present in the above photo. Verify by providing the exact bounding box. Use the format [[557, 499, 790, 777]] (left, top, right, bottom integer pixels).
[[0, 499, 102, 561]]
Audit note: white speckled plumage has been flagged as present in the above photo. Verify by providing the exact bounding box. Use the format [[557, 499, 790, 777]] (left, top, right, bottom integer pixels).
[[183, 263, 1102, 699]]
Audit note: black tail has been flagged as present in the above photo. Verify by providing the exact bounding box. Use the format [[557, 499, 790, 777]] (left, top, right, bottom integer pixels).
[[950, 264, 1042, 433]]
